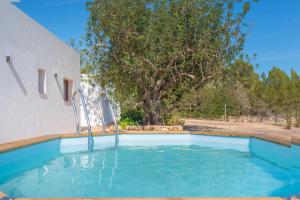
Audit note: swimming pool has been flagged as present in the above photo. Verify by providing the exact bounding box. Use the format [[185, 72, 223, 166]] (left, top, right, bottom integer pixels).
[[0, 134, 299, 198]]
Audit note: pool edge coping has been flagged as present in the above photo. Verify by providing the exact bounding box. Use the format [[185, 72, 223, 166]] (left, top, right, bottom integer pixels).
[[0, 131, 292, 154], [0, 134, 294, 200]]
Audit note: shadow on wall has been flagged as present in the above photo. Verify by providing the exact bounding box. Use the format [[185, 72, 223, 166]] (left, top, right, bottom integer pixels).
[[101, 96, 115, 126], [55, 76, 64, 98], [55, 76, 72, 106], [7, 62, 27, 95]]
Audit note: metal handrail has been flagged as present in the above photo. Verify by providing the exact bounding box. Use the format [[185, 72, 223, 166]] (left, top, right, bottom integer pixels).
[[72, 89, 94, 152], [98, 94, 106, 133], [100, 90, 119, 145]]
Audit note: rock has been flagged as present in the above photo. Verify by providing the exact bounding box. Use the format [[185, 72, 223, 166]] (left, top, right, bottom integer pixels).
[[125, 126, 142, 130], [160, 127, 169, 132], [124, 125, 184, 132]]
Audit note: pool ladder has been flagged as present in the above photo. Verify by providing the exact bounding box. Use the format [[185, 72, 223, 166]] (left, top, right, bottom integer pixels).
[[72, 89, 119, 152], [99, 90, 119, 144], [72, 89, 94, 152]]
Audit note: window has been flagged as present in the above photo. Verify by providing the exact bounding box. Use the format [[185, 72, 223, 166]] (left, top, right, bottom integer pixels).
[[63, 78, 73, 102], [38, 69, 46, 94]]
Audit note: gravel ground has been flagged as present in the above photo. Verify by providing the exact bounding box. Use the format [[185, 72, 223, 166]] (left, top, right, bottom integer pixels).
[[184, 118, 300, 137]]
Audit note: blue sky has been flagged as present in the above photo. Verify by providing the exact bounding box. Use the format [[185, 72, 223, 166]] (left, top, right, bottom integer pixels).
[[15, 0, 300, 75], [244, 0, 300, 75]]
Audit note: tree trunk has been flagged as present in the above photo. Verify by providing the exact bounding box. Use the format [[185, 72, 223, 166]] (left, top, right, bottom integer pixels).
[[286, 106, 292, 129], [148, 110, 160, 125], [296, 108, 300, 128], [143, 96, 161, 125]]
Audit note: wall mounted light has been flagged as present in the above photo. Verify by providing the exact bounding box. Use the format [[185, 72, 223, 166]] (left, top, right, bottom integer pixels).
[[6, 56, 12, 63]]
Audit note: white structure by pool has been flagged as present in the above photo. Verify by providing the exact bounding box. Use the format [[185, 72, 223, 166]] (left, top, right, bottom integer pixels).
[[0, 1, 114, 143], [80, 75, 119, 128]]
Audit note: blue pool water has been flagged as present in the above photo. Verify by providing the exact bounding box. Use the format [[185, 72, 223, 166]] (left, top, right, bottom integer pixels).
[[0, 135, 299, 198]]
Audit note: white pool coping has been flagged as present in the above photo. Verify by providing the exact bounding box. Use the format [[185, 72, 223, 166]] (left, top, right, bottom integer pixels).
[[60, 134, 250, 153]]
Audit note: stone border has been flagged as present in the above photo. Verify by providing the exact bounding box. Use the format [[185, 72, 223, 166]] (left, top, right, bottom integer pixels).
[[125, 125, 183, 132]]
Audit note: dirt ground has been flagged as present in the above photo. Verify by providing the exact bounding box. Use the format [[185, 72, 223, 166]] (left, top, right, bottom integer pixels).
[[184, 118, 300, 137]]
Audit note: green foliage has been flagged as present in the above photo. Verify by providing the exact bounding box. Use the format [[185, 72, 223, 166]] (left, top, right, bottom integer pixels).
[[120, 118, 139, 129], [178, 61, 300, 128], [263, 67, 296, 128], [119, 109, 143, 129], [291, 69, 300, 127], [178, 59, 260, 118], [86, 0, 253, 124], [165, 115, 185, 126], [80, 66, 93, 74], [85, 0, 300, 128], [178, 84, 243, 119], [121, 110, 144, 124]]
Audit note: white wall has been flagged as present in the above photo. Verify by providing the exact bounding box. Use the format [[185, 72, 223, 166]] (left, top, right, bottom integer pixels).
[[80, 75, 116, 128], [0, 1, 80, 143]]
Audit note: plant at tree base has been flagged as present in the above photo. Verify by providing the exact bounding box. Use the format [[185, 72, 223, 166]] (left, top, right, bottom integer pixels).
[[120, 117, 139, 129], [121, 109, 144, 124], [86, 0, 255, 124]]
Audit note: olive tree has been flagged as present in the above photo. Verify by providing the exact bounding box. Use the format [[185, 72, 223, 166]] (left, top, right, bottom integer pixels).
[[86, 0, 254, 124]]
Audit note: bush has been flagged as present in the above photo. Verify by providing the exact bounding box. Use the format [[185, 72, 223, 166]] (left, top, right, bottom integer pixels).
[[120, 117, 139, 129], [121, 110, 144, 124], [166, 115, 185, 126]]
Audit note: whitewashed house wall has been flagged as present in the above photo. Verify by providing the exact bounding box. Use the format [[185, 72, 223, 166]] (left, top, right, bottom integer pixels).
[[0, 1, 80, 143]]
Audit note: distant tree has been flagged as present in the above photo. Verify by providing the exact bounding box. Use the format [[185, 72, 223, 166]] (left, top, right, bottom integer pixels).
[[86, 0, 254, 124], [227, 59, 259, 114], [265, 67, 292, 128], [177, 82, 242, 119], [291, 68, 300, 127], [178, 58, 268, 119]]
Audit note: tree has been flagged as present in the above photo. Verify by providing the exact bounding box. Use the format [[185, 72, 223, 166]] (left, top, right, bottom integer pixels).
[[178, 82, 243, 119], [291, 68, 300, 127], [265, 67, 292, 128], [86, 0, 253, 124], [178, 58, 264, 119], [226, 59, 260, 114]]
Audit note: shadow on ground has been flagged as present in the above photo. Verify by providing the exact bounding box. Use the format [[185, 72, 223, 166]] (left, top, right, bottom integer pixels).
[[184, 125, 223, 132]]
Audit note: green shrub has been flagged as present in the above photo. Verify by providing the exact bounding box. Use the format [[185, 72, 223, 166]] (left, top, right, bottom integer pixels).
[[166, 115, 185, 126], [120, 117, 139, 129], [121, 110, 144, 124]]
